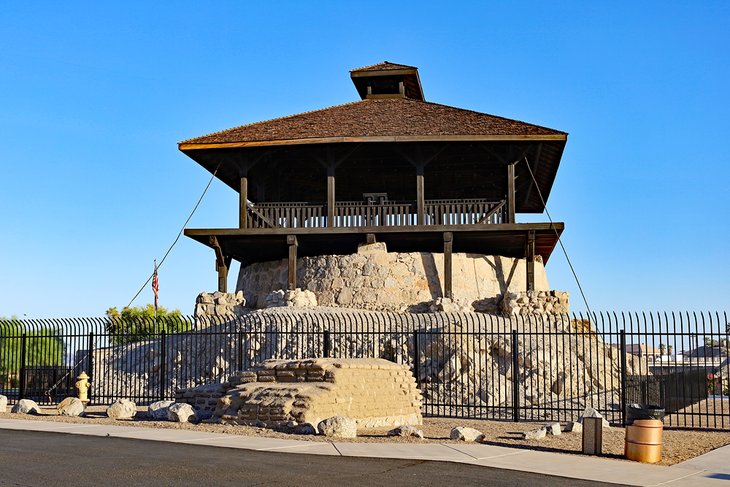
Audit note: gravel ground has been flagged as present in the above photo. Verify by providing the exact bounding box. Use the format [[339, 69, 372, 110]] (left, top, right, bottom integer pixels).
[[2, 406, 729, 466]]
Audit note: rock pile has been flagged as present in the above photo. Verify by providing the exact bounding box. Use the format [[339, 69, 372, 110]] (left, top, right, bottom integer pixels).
[[502, 290, 570, 315], [264, 289, 318, 308], [195, 291, 246, 319]]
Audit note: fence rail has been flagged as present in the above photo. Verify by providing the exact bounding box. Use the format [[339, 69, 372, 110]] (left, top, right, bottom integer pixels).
[[1, 311, 728, 429], [244, 198, 506, 229]]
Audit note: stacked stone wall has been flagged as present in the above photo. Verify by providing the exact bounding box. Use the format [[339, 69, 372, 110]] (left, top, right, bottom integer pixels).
[[237, 244, 549, 312]]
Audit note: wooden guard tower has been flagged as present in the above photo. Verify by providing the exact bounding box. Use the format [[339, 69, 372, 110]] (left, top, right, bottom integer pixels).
[[180, 62, 567, 297]]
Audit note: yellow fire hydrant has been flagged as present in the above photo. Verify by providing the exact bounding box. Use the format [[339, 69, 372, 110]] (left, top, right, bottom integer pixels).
[[75, 371, 90, 404]]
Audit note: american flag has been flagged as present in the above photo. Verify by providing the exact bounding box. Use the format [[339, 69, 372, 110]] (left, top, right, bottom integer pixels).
[[152, 263, 159, 310]]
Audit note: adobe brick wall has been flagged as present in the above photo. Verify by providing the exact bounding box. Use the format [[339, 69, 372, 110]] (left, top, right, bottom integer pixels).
[[176, 358, 422, 429]]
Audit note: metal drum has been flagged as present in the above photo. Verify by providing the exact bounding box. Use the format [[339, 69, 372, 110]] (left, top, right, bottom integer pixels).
[[625, 419, 663, 463]]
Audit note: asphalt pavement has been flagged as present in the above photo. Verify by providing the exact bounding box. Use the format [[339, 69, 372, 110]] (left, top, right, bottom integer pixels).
[[0, 430, 622, 487]]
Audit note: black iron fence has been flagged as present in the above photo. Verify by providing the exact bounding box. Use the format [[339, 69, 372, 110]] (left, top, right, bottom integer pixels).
[[1, 311, 728, 429]]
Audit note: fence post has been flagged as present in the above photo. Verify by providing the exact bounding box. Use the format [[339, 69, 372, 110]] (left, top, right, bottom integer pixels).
[[413, 331, 420, 384], [160, 329, 167, 401], [237, 328, 244, 371], [620, 329, 627, 426], [323, 330, 331, 358], [19, 333, 27, 400], [87, 332, 94, 404], [512, 329, 520, 422]]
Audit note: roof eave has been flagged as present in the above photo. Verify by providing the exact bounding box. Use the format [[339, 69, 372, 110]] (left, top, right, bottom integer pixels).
[[179, 133, 567, 151]]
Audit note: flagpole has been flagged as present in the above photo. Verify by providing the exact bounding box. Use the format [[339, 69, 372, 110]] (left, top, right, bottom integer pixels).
[[153, 259, 158, 332]]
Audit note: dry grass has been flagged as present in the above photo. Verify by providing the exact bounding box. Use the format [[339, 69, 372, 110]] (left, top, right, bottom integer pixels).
[[3, 406, 729, 466]]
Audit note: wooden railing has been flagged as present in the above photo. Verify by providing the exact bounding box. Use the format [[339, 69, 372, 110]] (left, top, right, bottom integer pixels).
[[245, 199, 506, 229]]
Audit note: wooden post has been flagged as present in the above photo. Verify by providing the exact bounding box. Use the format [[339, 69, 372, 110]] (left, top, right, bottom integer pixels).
[[526, 230, 535, 292], [366, 233, 376, 245], [507, 163, 516, 223], [287, 235, 298, 290], [443, 232, 453, 299], [210, 236, 231, 293], [327, 165, 336, 227], [416, 164, 425, 225], [239, 175, 248, 229]]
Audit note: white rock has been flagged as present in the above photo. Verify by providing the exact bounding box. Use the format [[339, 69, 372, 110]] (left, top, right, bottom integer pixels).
[[387, 425, 424, 439], [563, 421, 582, 433], [579, 407, 610, 428], [57, 397, 85, 417], [106, 399, 137, 420], [450, 426, 484, 442], [522, 428, 547, 440], [317, 416, 357, 438], [545, 422, 561, 436], [11, 399, 40, 415], [167, 403, 197, 423], [148, 400, 175, 420], [0, 395, 7, 413]]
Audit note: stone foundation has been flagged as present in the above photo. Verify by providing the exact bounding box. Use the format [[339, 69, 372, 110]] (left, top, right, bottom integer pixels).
[[195, 291, 246, 319], [176, 358, 422, 429], [237, 243, 549, 312], [502, 290, 570, 315]]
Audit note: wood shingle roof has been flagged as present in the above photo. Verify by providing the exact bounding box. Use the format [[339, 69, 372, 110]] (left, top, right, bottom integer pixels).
[[180, 98, 566, 147]]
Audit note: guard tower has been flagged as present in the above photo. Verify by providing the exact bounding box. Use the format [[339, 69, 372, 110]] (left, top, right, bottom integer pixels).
[[180, 62, 567, 298]]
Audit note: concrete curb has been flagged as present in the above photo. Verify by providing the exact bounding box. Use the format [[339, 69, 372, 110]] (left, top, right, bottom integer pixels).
[[0, 419, 727, 486]]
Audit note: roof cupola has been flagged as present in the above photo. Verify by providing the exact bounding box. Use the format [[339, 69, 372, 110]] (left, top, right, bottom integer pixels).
[[349, 61, 425, 101]]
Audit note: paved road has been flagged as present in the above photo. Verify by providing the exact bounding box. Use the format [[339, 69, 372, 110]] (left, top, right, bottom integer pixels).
[[0, 430, 626, 486]]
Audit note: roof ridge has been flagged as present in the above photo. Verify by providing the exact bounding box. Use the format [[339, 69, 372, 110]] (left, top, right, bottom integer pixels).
[[350, 61, 418, 72], [179, 99, 366, 144]]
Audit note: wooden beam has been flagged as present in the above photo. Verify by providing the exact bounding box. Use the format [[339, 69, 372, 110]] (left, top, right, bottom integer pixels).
[[526, 230, 536, 292], [416, 165, 425, 225], [443, 232, 453, 299], [507, 163, 516, 223], [366, 233, 376, 244], [209, 236, 231, 293], [287, 235, 298, 290], [522, 143, 543, 206], [327, 165, 336, 227], [239, 176, 248, 229]]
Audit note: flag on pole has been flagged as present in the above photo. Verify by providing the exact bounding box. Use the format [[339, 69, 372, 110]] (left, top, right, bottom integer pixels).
[[152, 260, 159, 311]]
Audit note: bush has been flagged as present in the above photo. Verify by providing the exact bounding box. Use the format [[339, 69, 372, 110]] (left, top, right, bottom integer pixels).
[[0, 317, 64, 387], [105, 305, 190, 345]]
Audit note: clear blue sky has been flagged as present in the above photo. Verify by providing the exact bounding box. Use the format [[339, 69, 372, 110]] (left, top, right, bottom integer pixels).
[[1, 2, 728, 317]]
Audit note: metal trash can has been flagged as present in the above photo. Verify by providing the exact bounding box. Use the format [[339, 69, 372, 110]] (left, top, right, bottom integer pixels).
[[625, 419, 663, 463], [627, 403, 665, 423]]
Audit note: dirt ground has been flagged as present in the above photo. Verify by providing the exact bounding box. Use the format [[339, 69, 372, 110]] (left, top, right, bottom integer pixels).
[[2, 406, 729, 466]]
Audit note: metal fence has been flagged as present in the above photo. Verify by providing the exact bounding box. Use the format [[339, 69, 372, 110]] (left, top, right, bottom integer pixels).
[[1, 311, 728, 429]]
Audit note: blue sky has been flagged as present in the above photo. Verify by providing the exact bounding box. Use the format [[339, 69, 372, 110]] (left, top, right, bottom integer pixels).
[[1, 2, 728, 317]]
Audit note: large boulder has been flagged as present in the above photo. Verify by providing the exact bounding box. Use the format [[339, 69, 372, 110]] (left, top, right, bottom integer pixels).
[[167, 403, 197, 423], [449, 426, 484, 442], [57, 397, 85, 417], [11, 399, 40, 415], [317, 416, 357, 438], [0, 395, 7, 413], [148, 400, 175, 420], [106, 399, 137, 420]]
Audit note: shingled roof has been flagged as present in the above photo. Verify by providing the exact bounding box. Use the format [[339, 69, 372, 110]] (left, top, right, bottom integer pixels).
[[180, 98, 566, 147], [350, 61, 418, 73]]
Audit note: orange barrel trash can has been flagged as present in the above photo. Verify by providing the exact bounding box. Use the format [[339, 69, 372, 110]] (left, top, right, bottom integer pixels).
[[625, 419, 663, 463]]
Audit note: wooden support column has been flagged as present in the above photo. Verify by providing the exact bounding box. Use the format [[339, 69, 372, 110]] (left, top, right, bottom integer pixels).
[[416, 164, 425, 225], [209, 236, 231, 293], [327, 165, 336, 227], [366, 233, 376, 244], [287, 235, 298, 290], [526, 230, 536, 292], [443, 232, 453, 299], [507, 163, 516, 223], [239, 175, 248, 229]]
